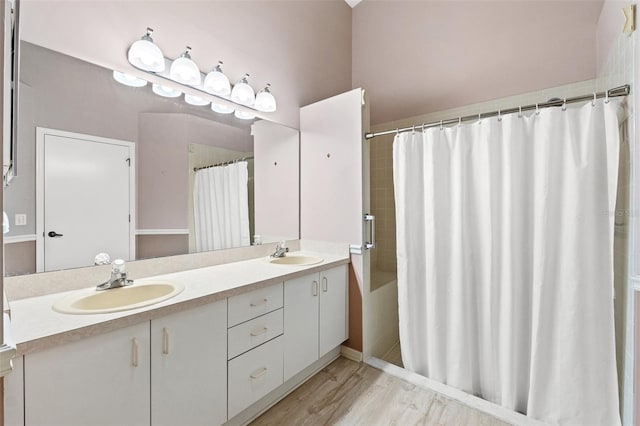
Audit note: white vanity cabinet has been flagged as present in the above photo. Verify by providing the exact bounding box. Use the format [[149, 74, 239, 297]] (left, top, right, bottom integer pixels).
[[151, 300, 227, 426], [23, 322, 151, 426], [284, 264, 348, 381]]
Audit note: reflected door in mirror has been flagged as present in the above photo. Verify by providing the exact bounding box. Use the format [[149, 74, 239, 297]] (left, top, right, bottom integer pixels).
[[37, 128, 135, 272]]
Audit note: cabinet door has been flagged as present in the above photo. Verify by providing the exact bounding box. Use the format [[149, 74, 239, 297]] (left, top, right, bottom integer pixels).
[[283, 273, 319, 381], [319, 265, 349, 357], [24, 322, 150, 426], [151, 300, 227, 426]]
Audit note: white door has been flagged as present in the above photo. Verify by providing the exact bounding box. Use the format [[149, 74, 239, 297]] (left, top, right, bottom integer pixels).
[[151, 300, 228, 426], [36, 128, 135, 272], [24, 322, 150, 426], [319, 265, 349, 357], [283, 273, 319, 381]]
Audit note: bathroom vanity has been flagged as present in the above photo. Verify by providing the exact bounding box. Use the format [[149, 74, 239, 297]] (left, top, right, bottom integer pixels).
[[4, 249, 349, 426]]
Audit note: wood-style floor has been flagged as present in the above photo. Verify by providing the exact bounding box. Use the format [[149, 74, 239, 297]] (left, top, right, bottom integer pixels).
[[251, 357, 511, 426]]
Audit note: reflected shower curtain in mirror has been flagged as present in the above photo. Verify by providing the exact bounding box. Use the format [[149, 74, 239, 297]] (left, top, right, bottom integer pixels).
[[393, 100, 621, 426], [194, 161, 250, 251]]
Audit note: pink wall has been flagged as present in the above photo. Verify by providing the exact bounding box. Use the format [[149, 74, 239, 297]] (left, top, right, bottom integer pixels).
[[20, 1, 353, 129], [352, 1, 603, 125]]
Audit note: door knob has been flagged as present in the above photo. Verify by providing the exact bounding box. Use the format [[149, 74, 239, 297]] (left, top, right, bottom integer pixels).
[[47, 231, 63, 238]]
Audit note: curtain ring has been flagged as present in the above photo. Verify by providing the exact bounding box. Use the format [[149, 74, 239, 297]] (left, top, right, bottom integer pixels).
[[422, 123, 426, 133], [562, 98, 567, 111], [497, 110, 502, 121], [412, 125, 416, 134], [592, 93, 597, 106], [458, 117, 462, 126], [440, 120, 444, 131], [478, 113, 482, 124], [535, 103, 540, 115], [518, 106, 522, 118], [605, 90, 610, 104]]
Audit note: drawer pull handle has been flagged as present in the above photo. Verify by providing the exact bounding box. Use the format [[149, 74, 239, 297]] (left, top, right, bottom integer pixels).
[[312, 281, 318, 296], [250, 298, 268, 307], [162, 328, 170, 355], [132, 338, 139, 367], [322, 277, 328, 292], [250, 327, 268, 337], [250, 367, 268, 380]]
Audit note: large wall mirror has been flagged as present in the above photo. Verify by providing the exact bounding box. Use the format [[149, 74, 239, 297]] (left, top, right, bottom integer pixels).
[[4, 41, 300, 276]]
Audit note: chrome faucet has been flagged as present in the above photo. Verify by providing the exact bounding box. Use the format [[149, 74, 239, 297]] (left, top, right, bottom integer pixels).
[[270, 241, 289, 258], [97, 259, 133, 291]]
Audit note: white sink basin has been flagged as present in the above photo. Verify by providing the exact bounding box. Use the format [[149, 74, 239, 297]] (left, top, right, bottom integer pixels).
[[268, 255, 323, 266], [53, 281, 184, 315]]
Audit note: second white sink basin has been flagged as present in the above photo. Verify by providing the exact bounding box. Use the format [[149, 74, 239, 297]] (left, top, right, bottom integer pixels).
[[268, 255, 323, 266], [53, 281, 185, 315]]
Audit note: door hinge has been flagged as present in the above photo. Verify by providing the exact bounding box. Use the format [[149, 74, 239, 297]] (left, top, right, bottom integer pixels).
[[126, 158, 131, 167], [128, 214, 131, 223]]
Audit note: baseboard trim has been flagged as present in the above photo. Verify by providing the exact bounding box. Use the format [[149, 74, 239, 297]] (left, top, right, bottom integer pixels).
[[340, 345, 363, 362]]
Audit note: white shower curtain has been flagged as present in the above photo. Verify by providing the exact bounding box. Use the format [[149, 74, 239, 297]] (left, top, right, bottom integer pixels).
[[194, 161, 250, 251], [393, 100, 621, 426]]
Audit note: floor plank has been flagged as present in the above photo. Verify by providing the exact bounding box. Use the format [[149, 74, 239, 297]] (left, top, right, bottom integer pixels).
[[251, 357, 512, 426]]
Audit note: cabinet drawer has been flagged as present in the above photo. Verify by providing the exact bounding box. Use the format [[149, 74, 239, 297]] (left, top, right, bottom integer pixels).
[[228, 336, 284, 419], [228, 282, 283, 327], [228, 308, 283, 360]]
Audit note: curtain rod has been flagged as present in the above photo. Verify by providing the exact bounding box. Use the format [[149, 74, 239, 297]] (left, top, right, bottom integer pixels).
[[365, 84, 630, 140], [193, 156, 254, 172]]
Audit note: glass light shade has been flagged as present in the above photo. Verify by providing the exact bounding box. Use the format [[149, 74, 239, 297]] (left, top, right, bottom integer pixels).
[[152, 83, 182, 98], [203, 67, 231, 96], [112, 71, 148, 87], [254, 85, 277, 112], [234, 110, 255, 120], [169, 49, 201, 86], [128, 33, 165, 72], [185, 94, 210, 106], [230, 75, 255, 106], [211, 102, 235, 114]]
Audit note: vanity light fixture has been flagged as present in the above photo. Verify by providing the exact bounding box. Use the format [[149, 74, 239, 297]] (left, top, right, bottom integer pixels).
[[127, 28, 165, 72], [211, 102, 235, 114], [152, 83, 182, 98], [234, 110, 256, 120], [230, 74, 256, 106], [112, 71, 148, 87], [185, 94, 210, 106], [254, 83, 277, 112], [203, 61, 231, 96], [169, 47, 201, 86]]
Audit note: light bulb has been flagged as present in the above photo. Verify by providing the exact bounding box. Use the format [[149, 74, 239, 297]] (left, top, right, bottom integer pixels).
[[254, 84, 277, 112], [203, 61, 231, 96], [169, 47, 201, 86], [234, 110, 255, 120], [230, 74, 255, 106], [211, 102, 235, 114], [185, 94, 210, 106], [128, 28, 165, 72], [112, 71, 148, 87], [152, 83, 182, 98]]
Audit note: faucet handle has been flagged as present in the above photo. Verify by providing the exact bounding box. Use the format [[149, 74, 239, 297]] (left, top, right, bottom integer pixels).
[[94, 253, 111, 266], [112, 259, 126, 274]]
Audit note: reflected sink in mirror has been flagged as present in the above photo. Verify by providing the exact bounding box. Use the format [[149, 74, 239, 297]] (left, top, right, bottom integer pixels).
[[52, 281, 185, 315], [268, 255, 323, 266]]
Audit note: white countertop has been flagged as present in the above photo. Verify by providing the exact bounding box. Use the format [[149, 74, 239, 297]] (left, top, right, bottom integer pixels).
[[9, 250, 349, 356]]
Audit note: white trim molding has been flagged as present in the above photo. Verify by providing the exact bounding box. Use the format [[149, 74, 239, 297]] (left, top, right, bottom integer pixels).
[[135, 229, 189, 236], [340, 345, 363, 362], [4, 234, 37, 244]]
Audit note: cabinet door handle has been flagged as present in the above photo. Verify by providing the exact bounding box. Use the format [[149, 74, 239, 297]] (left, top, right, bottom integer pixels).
[[132, 338, 139, 367], [250, 367, 268, 380], [250, 298, 268, 307], [250, 327, 268, 337], [162, 328, 170, 355], [322, 277, 328, 292], [312, 281, 318, 296]]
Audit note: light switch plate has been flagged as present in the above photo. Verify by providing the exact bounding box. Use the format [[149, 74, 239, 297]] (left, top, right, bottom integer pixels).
[[14, 214, 26, 226]]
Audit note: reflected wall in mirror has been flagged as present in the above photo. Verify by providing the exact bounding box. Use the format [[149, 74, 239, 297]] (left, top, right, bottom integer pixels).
[[4, 42, 300, 276]]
